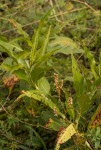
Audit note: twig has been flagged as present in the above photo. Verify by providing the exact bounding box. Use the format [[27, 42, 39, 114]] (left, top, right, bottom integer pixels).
[[71, 0, 97, 13], [0, 0, 36, 18], [54, 0, 64, 21]]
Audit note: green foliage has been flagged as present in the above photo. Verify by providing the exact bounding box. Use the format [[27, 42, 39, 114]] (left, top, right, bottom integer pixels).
[[87, 127, 101, 150], [0, 0, 101, 149]]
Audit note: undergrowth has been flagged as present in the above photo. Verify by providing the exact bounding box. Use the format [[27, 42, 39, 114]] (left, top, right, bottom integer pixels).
[[0, 0, 101, 150]]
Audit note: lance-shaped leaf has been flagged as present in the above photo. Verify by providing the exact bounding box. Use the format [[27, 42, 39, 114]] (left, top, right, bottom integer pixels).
[[84, 47, 98, 79], [36, 26, 51, 62], [55, 123, 76, 150], [72, 55, 84, 97], [88, 103, 101, 128], [0, 40, 23, 52], [17, 90, 65, 119]]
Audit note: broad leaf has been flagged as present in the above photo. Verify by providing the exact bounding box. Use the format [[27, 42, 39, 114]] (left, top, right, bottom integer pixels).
[[78, 94, 92, 115], [50, 36, 84, 55], [37, 77, 50, 95]]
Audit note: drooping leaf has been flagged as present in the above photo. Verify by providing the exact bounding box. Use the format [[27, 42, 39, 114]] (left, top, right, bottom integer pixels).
[[0, 40, 23, 52], [0, 41, 18, 62], [16, 90, 65, 119], [55, 123, 76, 150], [0, 57, 13, 71], [50, 36, 84, 55]]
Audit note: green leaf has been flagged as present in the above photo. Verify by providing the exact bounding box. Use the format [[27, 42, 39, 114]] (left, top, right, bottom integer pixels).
[[0, 64, 12, 71], [11, 20, 32, 47], [34, 49, 57, 68], [0, 40, 23, 52], [17, 90, 65, 119], [88, 103, 101, 128], [37, 77, 50, 95], [39, 26, 51, 58], [64, 76, 73, 82], [15, 22, 29, 39], [46, 118, 65, 131], [9, 64, 23, 74], [50, 36, 84, 55], [31, 67, 44, 82], [18, 145, 31, 150], [14, 69, 29, 82], [41, 110, 66, 130], [30, 34, 39, 65], [30, 25, 41, 65], [55, 123, 76, 150], [78, 94, 92, 115], [72, 55, 84, 97], [84, 47, 98, 79], [0, 57, 13, 71], [30, 11, 52, 66], [0, 41, 18, 62], [98, 52, 101, 76], [18, 50, 30, 59]]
